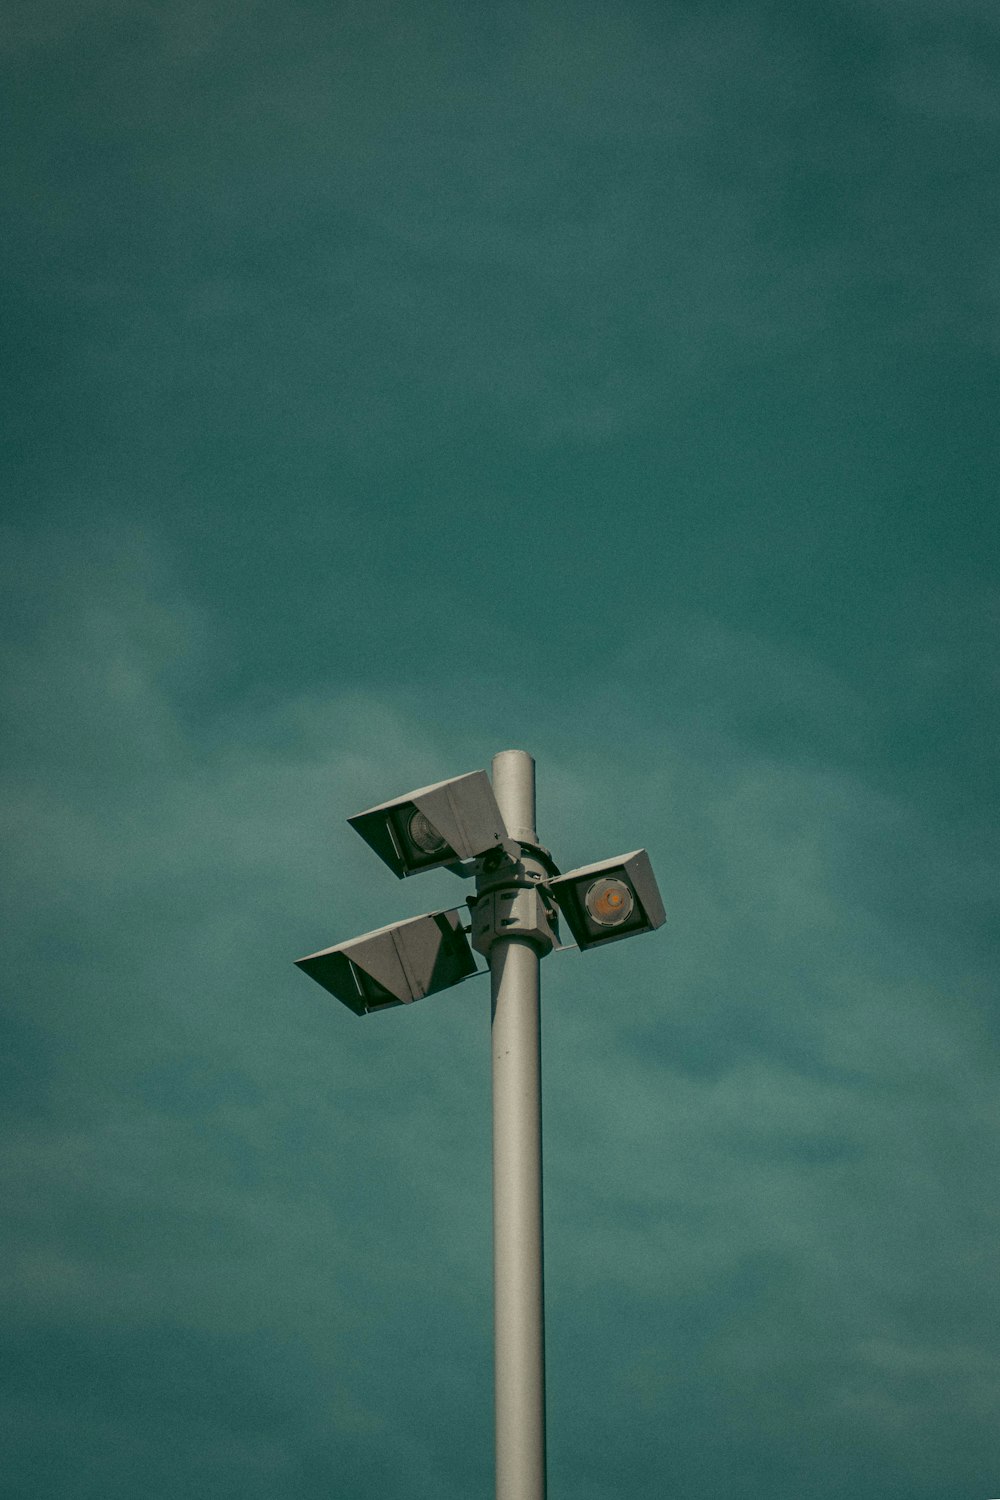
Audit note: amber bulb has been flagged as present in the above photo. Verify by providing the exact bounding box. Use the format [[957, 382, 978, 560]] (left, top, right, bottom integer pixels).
[[584, 877, 634, 927]]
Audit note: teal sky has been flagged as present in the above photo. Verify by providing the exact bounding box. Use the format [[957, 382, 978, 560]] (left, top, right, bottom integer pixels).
[[3, 2, 998, 1496]]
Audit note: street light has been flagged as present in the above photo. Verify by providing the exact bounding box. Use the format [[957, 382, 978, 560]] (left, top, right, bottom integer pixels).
[[295, 750, 666, 1500], [347, 769, 519, 878], [295, 908, 479, 1014], [545, 849, 666, 951]]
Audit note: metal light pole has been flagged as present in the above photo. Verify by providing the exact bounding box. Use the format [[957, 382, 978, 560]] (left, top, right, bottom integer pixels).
[[296, 750, 667, 1500], [489, 750, 546, 1500]]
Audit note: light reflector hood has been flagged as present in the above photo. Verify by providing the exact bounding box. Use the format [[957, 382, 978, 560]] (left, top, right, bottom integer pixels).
[[348, 770, 517, 877], [543, 850, 666, 951], [295, 907, 479, 1015]]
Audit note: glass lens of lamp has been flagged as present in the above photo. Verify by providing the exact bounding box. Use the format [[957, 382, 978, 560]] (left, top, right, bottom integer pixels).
[[407, 809, 447, 855], [584, 877, 634, 927]]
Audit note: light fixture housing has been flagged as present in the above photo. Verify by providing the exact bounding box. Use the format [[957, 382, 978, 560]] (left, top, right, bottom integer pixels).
[[543, 850, 666, 952], [348, 770, 517, 878], [295, 908, 479, 1015]]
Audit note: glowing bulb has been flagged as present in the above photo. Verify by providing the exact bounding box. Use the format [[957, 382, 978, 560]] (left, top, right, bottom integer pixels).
[[407, 809, 447, 855], [584, 877, 634, 927]]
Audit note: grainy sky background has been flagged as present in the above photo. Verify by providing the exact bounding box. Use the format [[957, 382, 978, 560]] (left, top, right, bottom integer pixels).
[[3, 2, 998, 1496]]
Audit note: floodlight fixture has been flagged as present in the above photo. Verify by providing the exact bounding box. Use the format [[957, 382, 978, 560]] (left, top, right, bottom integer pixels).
[[295, 908, 479, 1015], [347, 769, 518, 878], [544, 849, 666, 952]]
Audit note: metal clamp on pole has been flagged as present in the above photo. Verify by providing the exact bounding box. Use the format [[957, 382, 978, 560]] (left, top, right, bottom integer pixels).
[[469, 885, 559, 959]]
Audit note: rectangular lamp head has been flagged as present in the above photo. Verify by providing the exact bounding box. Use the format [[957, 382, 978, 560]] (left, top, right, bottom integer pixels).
[[347, 770, 516, 878], [543, 849, 666, 952], [295, 907, 479, 1015]]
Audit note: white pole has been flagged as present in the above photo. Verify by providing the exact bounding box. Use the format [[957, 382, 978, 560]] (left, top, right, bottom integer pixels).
[[489, 749, 546, 1500]]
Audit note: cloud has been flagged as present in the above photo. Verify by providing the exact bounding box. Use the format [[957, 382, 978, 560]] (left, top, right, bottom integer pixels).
[[2, 516, 997, 1499]]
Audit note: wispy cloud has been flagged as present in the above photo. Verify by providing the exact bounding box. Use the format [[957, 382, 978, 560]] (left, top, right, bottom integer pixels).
[[3, 528, 996, 1496]]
